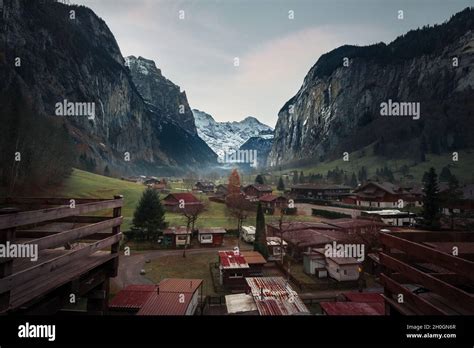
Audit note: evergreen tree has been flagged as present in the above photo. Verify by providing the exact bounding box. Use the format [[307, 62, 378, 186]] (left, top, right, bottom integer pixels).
[[439, 166, 453, 182], [104, 165, 110, 177], [277, 177, 285, 191], [254, 202, 269, 259], [299, 171, 305, 183], [444, 174, 463, 230], [350, 173, 358, 187], [292, 171, 299, 185], [132, 188, 167, 240], [421, 168, 441, 230], [255, 174, 265, 185]]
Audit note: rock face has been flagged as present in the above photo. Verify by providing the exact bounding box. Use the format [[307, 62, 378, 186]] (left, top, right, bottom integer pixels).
[[126, 56, 197, 136], [193, 109, 273, 159], [239, 135, 274, 169], [0, 0, 216, 175], [268, 8, 474, 168]]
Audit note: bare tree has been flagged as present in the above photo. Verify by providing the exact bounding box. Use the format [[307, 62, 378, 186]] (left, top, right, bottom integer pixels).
[[226, 193, 254, 248], [178, 202, 207, 257]]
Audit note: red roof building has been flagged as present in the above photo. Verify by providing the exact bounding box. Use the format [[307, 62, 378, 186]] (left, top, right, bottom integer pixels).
[[110, 279, 203, 316], [218, 250, 266, 290], [162, 193, 203, 212], [109, 284, 157, 313]]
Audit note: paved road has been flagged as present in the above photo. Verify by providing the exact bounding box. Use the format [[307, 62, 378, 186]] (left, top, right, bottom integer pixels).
[[296, 203, 362, 218]]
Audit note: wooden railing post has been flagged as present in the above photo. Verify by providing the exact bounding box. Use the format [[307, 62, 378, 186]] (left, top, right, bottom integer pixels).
[[0, 208, 18, 312], [110, 195, 123, 277]]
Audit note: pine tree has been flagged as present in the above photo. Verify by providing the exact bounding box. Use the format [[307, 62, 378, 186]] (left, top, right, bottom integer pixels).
[[255, 174, 265, 185], [299, 171, 305, 183], [292, 171, 299, 185], [277, 177, 285, 191], [350, 173, 358, 187], [421, 167, 440, 230], [254, 202, 269, 259], [132, 188, 167, 240]]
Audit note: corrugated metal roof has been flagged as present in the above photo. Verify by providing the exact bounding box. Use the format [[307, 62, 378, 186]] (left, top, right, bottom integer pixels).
[[137, 292, 192, 316], [109, 285, 156, 309], [246, 277, 309, 316], [219, 250, 249, 269], [158, 278, 202, 294], [241, 251, 266, 264], [320, 302, 384, 315]]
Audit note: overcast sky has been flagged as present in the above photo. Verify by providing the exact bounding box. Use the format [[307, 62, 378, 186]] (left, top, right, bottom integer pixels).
[[75, 0, 471, 127]]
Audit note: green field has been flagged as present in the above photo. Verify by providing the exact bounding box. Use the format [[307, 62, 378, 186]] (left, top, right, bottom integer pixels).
[[53, 169, 320, 231], [144, 252, 218, 296]]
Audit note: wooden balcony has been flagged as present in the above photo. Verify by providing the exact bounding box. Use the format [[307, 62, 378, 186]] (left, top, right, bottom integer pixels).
[[379, 231, 474, 315], [0, 196, 123, 314]]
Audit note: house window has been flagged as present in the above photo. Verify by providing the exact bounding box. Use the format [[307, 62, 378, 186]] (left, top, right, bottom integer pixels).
[[229, 273, 243, 278], [201, 234, 212, 240], [343, 270, 347, 275], [177, 236, 188, 241]]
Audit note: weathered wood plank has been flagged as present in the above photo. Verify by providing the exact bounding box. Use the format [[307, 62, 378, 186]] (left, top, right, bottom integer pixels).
[[0, 234, 121, 294], [8, 253, 116, 311], [380, 273, 449, 315], [0, 198, 123, 230], [4, 197, 108, 205], [379, 253, 474, 312], [380, 232, 474, 281], [25, 217, 122, 251]]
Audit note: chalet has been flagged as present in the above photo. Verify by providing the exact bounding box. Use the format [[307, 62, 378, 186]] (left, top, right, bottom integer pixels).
[[282, 229, 349, 260], [162, 193, 203, 212], [163, 226, 191, 248], [440, 183, 474, 215], [144, 177, 161, 186], [245, 277, 310, 315], [218, 250, 266, 290], [195, 181, 215, 193], [353, 182, 422, 208], [361, 210, 416, 226], [198, 227, 226, 246], [259, 194, 287, 213], [266, 236, 287, 261], [243, 184, 273, 198], [289, 184, 351, 201], [215, 184, 229, 197]]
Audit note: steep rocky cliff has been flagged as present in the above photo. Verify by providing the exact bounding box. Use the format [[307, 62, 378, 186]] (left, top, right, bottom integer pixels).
[[0, 0, 216, 177], [127, 56, 197, 136], [268, 8, 474, 168]]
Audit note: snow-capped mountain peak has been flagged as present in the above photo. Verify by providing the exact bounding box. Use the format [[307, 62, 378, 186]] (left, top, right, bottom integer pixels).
[[192, 109, 273, 158]]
